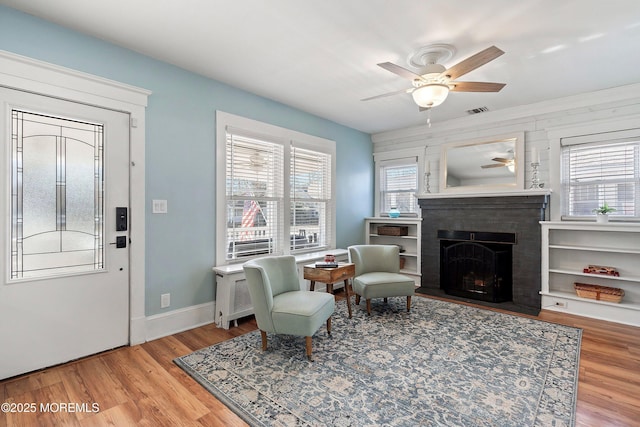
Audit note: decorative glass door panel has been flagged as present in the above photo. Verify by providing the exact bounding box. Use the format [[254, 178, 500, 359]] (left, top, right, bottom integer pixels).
[[11, 110, 104, 279]]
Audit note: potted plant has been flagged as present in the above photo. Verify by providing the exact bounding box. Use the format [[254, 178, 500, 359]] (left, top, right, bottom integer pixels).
[[592, 203, 616, 223]]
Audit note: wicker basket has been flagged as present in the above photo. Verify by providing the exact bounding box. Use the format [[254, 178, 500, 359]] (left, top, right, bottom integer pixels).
[[377, 226, 408, 236], [399, 257, 406, 270], [574, 283, 624, 303]]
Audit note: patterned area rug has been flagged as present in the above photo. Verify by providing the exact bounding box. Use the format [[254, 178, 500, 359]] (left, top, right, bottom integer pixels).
[[175, 297, 581, 426]]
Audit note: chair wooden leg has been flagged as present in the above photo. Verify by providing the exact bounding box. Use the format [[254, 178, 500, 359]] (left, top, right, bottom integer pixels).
[[407, 296, 412, 312], [355, 294, 360, 305], [383, 297, 388, 303], [326, 316, 332, 336], [260, 330, 268, 351], [306, 336, 313, 361], [366, 299, 372, 316]]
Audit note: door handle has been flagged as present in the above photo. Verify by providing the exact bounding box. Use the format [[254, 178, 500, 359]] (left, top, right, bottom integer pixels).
[[109, 236, 127, 248]]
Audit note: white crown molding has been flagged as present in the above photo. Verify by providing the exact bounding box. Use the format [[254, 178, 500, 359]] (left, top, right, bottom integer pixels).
[[372, 82, 640, 143]]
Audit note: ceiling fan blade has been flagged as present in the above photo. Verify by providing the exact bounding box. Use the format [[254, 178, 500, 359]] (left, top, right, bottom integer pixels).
[[492, 157, 511, 163], [378, 62, 424, 81], [361, 87, 413, 101], [450, 81, 506, 92], [481, 163, 506, 169], [440, 46, 504, 81]]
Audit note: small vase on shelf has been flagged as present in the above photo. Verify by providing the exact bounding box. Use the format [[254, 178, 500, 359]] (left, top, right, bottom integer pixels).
[[388, 207, 400, 218], [592, 203, 615, 224]]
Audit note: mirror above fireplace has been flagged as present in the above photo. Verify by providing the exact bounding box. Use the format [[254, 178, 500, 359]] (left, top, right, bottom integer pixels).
[[440, 132, 524, 193]]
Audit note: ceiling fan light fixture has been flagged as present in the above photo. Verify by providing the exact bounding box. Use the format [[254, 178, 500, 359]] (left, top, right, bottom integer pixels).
[[411, 83, 450, 108]]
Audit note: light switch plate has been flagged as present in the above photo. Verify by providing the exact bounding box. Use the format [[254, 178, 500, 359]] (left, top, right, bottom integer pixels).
[[161, 293, 170, 308], [152, 199, 167, 214]]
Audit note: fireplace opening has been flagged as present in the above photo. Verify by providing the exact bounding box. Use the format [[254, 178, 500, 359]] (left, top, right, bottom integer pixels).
[[438, 230, 514, 303]]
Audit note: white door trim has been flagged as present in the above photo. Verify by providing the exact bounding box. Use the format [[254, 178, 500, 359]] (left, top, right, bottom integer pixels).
[[0, 50, 151, 344]]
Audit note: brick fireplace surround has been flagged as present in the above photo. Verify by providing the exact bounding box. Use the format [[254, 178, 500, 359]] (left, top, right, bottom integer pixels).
[[417, 191, 550, 315]]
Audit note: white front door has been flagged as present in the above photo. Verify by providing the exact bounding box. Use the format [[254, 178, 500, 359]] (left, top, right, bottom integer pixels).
[[0, 87, 131, 379]]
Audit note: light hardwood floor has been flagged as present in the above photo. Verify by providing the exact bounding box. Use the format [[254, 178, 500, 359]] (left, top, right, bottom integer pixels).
[[1, 295, 639, 426]]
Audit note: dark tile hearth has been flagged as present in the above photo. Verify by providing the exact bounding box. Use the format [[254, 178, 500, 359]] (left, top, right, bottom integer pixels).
[[418, 193, 550, 315], [416, 288, 541, 316]]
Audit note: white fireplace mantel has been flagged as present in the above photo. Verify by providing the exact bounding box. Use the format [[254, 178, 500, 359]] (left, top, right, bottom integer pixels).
[[418, 189, 552, 199]]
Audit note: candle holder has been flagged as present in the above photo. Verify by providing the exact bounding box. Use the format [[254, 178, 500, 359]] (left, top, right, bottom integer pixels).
[[530, 162, 543, 189], [424, 172, 431, 193]]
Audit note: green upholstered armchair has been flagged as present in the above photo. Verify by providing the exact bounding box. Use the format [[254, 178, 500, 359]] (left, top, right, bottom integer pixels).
[[348, 245, 415, 316], [243, 255, 335, 361]]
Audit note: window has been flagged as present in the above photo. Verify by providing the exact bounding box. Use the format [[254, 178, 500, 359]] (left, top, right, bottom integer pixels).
[[561, 132, 640, 220], [378, 157, 419, 216], [290, 144, 332, 251], [225, 131, 284, 259], [216, 112, 335, 263]]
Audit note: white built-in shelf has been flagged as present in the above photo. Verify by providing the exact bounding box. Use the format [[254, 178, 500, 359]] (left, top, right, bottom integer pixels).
[[365, 217, 422, 285], [549, 244, 640, 255], [548, 269, 640, 283], [368, 233, 418, 240], [398, 252, 418, 258], [541, 221, 640, 326], [540, 290, 640, 311]]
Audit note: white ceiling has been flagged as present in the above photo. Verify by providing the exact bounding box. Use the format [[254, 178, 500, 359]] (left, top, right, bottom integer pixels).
[[3, 0, 640, 134]]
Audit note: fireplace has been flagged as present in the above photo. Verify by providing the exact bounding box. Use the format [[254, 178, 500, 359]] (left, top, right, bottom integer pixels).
[[439, 230, 515, 303], [418, 192, 550, 315]]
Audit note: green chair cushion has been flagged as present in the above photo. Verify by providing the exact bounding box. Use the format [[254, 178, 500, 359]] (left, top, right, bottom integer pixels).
[[272, 291, 335, 337], [353, 272, 415, 300]]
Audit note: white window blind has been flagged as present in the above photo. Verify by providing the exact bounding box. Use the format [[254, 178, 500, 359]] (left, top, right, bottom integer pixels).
[[225, 130, 284, 259], [290, 144, 332, 251], [561, 135, 640, 219], [379, 158, 418, 215], [221, 117, 335, 262]]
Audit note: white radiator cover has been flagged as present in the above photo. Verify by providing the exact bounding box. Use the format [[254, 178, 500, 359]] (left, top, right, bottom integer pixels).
[[213, 249, 348, 329]]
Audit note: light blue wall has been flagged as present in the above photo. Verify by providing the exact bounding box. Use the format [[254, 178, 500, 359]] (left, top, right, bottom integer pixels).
[[0, 6, 374, 316]]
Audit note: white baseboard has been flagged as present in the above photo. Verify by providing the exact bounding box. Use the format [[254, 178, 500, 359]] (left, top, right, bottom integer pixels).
[[145, 302, 215, 341]]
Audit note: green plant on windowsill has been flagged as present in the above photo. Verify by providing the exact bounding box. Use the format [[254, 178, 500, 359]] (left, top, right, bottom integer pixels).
[[592, 203, 617, 215]]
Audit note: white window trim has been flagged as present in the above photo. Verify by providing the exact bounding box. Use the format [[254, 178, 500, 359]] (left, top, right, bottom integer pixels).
[[215, 111, 336, 265], [373, 147, 423, 217], [548, 116, 640, 221], [0, 50, 150, 344], [560, 130, 640, 221]]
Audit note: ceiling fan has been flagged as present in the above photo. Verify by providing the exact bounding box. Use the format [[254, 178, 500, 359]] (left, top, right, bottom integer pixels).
[[481, 157, 514, 169], [363, 44, 506, 110]]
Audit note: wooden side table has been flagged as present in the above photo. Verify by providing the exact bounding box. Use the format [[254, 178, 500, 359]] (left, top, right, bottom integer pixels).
[[303, 263, 355, 318]]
